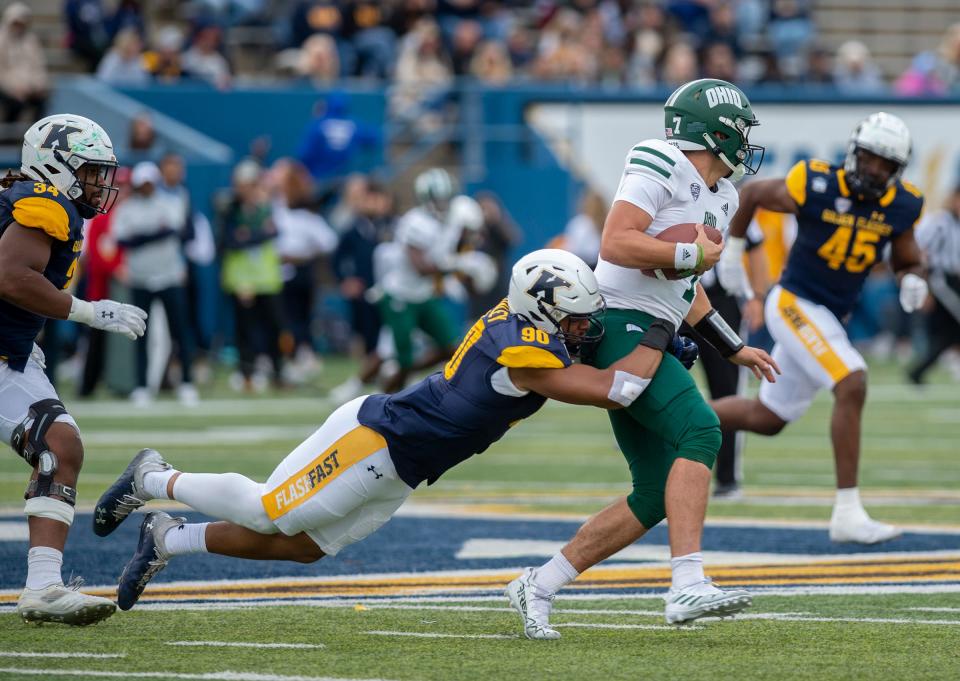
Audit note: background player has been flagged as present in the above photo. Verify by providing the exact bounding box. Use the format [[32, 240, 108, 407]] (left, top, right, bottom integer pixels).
[[713, 112, 927, 544], [509, 79, 779, 638], [93, 249, 696, 616], [0, 114, 147, 625]]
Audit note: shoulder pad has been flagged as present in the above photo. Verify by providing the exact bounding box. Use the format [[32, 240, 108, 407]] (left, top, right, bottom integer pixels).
[[493, 316, 570, 370], [900, 180, 924, 200], [9, 181, 79, 242], [396, 209, 440, 249], [806, 159, 834, 175], [624, 139, 680, 190]]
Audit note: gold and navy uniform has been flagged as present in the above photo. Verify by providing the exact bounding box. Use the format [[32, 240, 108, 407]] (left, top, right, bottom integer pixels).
[[779, 159, 924, 318], [358, 299, 572, 488], [0, 180, 84, 372]]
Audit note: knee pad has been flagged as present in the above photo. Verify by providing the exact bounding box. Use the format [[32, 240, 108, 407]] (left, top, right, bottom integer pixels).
[[626, 487, 666, 530], [12, 399, 77, 506], [677, 405, 722, 470], [24, 496, 75, 526]]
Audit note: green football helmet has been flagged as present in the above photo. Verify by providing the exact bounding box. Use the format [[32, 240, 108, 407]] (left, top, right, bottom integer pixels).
[[663, 78, 764, 181]]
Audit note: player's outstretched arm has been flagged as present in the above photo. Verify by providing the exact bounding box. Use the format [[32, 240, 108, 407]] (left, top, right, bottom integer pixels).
[[0, 223, 147, 340], [509, 342, 664, 409]]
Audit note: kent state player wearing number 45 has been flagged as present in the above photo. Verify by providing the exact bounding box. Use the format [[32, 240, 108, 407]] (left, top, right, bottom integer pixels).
[[509, 79, 780, 639], [0, 114, 148, 625], [94, 249, 698, 618], [713, 112, 927, 544]]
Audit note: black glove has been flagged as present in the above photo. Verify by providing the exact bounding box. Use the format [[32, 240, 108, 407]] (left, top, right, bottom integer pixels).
[[669, 334, 699, 370]]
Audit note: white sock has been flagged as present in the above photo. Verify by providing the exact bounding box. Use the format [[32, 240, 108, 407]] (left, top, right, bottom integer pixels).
[[533, 552, 580, 595], [670, 551, 704, 590], [163, 522, 209, 556], [833, 487, 869, 522], [143, 468, 179, 500], [25, 546, 63, 590], [172, 472, 273, 532]]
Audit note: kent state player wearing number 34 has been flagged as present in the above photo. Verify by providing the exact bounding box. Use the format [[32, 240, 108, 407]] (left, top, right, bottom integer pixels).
[[713, 112, 927, 544], [0, 114, 147, 625], [93, 249, 700, 617]]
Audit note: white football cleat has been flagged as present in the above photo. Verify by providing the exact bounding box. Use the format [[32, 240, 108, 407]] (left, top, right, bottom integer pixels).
[[664, 578, 752, 625], [829, 517, 902, 544], [505, 568, 561, 640], [17, 582, 116, 626]]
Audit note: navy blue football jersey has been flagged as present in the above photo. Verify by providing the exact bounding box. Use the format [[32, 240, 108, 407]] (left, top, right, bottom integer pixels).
[[0, 180, 84, 371], [778, 159, 924, 318], [358, 299, 573, 488]]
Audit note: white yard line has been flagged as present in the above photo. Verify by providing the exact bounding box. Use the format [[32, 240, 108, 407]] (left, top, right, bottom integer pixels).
[[166, 642, 325, 650], [364, 631, 517, 640], [0, 652, 125, 659], [0, 669, 397, 681], [904, 607, 960, 613], [556, 622, 702, 631]]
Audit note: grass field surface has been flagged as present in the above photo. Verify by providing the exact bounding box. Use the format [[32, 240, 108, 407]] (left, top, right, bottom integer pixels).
[[0, 358, 957, 680]]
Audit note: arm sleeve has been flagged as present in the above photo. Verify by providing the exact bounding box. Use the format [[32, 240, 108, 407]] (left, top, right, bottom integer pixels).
[[614, 173, 673, 218], [746, 219, 765, 250]]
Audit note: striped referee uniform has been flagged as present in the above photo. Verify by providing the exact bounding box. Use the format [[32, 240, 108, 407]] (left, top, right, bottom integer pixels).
[[908, 204, 960, 383]]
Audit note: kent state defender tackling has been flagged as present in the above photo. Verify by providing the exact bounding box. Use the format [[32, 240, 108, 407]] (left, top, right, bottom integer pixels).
[[0, 114, 147, 625], [94, 249, 697, 620], [714, 112, 927, 544]]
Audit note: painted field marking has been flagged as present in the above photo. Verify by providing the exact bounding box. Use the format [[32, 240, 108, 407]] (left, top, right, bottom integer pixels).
[[0, 521, 29, 542], [364, 631, 517, 640], [557, 622, 702, 631], [167, 641, 325, 649], [0, 652, 125, 659], [904, 607, 960, 613], [0, 668, 398, 681]]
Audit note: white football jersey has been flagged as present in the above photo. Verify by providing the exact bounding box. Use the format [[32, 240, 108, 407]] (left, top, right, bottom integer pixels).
[[380, 207, 445, 302], [595, 138, 740, 328]]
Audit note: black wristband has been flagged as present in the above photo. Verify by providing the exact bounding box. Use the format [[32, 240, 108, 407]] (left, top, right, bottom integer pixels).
[[694, 309, 744, 358], [638, 318, 677, 353]]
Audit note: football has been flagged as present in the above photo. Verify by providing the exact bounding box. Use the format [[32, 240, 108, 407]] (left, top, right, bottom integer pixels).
[[640, 222, 723, 280]]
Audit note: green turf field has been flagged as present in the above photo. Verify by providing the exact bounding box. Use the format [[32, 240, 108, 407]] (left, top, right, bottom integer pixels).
[[0, 358, 958, 681]]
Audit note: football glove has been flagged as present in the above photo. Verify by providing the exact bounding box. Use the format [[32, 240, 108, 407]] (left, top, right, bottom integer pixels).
[[899, 273, 928, 313], [69, 297, 148, 340], [670, 334, 700, 370]]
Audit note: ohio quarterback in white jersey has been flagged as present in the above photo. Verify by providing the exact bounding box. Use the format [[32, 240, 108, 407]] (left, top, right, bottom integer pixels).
[[509, 79, 779, 638]]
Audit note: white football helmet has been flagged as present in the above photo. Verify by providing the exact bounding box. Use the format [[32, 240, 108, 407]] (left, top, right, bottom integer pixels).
[[21, 113, 119, 217], [414, 167, 455, 217], [508, 248, 605, 354], [844, 112, 911, 200]]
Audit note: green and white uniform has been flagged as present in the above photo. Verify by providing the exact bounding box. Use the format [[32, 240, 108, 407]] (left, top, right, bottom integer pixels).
[[590, 139, 738, 529], [378, 207, 459, 370]]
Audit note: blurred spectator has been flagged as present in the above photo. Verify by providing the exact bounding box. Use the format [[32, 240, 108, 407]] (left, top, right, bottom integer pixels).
[[895, 23, 960, 96], [704, 2, 742, 56], [297, 93, 380, 182], [469, 191, 520, 317], [329, 178, 394, 402], [805, 43, 834, 85], [65, 0, 111, 69], [392, 19, 454, 129], [144, 25, 188, 82], [530, 9, 595, 82], [0, 3, 49, 125], [296, 33, 341, 85], [505, 24, 536, 70], [347, 1, 397, 79], [908, 185, 960, 384], [289, 0, 344, 49], [269, 159, 338, 375], [768, 0, 815, 60], [328, 172, 370, 232], [217, 159, 286, 391], [182, 23, 232, 89], [833, 40, 885, 94], [660, 41, 698, 88], [451, 19, 483, 76], [96, 27, 150, 86], [78, 167, 131, 397], [111, 162, 197, 407], [701, 41, 738, 82], [106, 0, 146, 41], [469, 40, 513, 84], [128, 113, 158, 158], [563, 188, 606, 269]]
